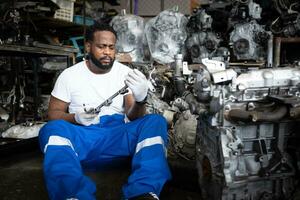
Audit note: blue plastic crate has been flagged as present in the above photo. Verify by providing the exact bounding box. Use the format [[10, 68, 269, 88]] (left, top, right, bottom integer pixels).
[[73, 15, 94, 26], [69, 36, 84, 59]]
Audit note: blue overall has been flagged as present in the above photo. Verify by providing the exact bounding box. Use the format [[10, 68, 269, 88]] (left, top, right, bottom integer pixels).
[[39, 114, 171, 200]]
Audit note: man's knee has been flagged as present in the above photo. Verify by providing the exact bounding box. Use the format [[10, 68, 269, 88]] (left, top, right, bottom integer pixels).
[[39, 120, 72, 148]]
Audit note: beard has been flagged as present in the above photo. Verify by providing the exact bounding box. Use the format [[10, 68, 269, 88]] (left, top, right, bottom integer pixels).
[[89, 53, 114, 70]]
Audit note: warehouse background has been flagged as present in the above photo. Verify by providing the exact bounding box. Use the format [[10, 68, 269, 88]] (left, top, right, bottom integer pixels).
[[1, 0, 300, 200]]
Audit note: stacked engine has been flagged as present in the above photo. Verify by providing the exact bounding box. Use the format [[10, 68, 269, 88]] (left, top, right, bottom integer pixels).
[[139, 1, 300, 199]]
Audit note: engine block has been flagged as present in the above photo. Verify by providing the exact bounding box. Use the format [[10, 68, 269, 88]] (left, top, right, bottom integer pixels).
[[196, 66, 300, 200]]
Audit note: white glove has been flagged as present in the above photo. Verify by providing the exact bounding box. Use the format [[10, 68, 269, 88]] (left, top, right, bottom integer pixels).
[[74, 111, 100, 126], [125, 69, 148, 102]]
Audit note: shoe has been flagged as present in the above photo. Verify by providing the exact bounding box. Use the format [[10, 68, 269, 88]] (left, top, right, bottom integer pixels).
[[129, 192, 159, 200]]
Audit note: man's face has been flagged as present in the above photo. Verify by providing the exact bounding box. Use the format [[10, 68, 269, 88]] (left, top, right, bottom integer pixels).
[[87, 31, 116, 70]]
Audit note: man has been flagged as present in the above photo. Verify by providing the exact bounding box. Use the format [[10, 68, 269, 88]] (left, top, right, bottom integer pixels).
[[39, 23, 171, 200]]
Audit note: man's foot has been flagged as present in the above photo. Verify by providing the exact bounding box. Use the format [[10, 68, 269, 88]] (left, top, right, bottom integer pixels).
[[129, 192, 159, 200]]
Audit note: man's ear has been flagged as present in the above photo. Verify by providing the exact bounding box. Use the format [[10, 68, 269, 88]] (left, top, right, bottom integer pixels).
[[85, 42, 91, 54]]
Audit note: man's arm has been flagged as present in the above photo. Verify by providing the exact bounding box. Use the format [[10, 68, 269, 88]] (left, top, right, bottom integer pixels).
[[124, 94, 146, 121], [47, 95, 76, 123]]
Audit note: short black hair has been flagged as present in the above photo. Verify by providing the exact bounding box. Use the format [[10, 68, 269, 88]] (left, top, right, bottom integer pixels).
[[85, 23, 117, 42]]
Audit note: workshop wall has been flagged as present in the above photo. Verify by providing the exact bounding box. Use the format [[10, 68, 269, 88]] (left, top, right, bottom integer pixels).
[[101, 0, 193, 19]]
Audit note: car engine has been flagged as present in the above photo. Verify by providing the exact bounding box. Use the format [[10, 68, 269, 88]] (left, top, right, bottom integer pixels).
[[140, 0, 300, 199], [110, 9, 145, 62]]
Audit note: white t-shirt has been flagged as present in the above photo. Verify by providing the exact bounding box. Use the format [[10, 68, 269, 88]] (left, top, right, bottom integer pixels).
[[51, 60, 132, 116]]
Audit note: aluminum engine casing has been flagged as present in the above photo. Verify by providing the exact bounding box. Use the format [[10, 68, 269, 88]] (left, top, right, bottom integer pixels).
[[110, 11, 145, 62], [144, 9, 188, 64], [230, 20, 270, 61], [196, 66, 300, 200]]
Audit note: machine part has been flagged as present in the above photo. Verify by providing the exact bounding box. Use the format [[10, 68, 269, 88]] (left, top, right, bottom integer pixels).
[[145, 9, 188, 64], [230, 20, 270, 61], [172, 97, 190, 111], [183, 91, 207, 116], [187, 8, 213, 32], [202, 58, 226, 73], [0, 107, 9, 122], [290, 106, 300, 118], [248, 0, 262, 19], [232, 67, 300, 91], [198, 9, 213, 30], [1, 122, 45, 139], [197, 117, 297, 200], [161, 109, 176, 126], [224, 104, 288, 123], [5, 85, 17, 106], [173, 76, 186, 97], [251, 105, 287, 122], [110, 9, 145, 62], [270, 0, 300, 37], [146, 92, 173, 116], [0, 9, 21, 44], [211, 69, 237, 84], [84, 85, 128, 114], [147, 79, 156, 93], [37, 95, 51, 121], [173, 110, 198, 159], [42, 61, 68, 71], [15, 1, 58, 13], [186, 31, 227, 63], [196, 121, 224, 200], [229, 61, 265, 67], [174, 54, 183, 77], [32, 41, 78, 53], [267, 34, 274, 68], [195, 64, 299, 199], [182, 62, 192, 75], [194, 68, 212, 102]]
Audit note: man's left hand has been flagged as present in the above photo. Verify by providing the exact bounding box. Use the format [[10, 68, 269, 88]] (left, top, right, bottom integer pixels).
[[125, 69, 148, 103]]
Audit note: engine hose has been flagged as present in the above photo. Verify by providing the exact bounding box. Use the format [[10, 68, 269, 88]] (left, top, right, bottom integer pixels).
[[182, 91, 207, 116], [225, 105, 288, 122], [174, 76, 186, 96]]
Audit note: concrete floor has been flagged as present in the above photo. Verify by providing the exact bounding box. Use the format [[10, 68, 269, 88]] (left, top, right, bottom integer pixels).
[[0, 139, 202, 200], [0, 139, 300, 200]]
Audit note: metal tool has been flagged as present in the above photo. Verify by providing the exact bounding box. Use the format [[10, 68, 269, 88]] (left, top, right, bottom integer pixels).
[[84, 85, 129, 114]]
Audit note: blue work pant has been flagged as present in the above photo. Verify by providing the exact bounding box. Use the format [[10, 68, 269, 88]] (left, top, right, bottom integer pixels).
[[39, 114, 171, 200]]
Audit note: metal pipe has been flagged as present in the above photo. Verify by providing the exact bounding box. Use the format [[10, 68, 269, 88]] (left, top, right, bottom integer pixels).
[[161, 0, 164, 11], [229, 61, 265, 67], [225, 109, 252, 122], [267, 33, 273, 68], [274, 37, 281, 67], [252, 105, 287, 122]]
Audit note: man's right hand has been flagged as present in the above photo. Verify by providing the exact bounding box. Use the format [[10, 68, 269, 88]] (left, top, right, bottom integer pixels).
[[74, 112, 99, 126]]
